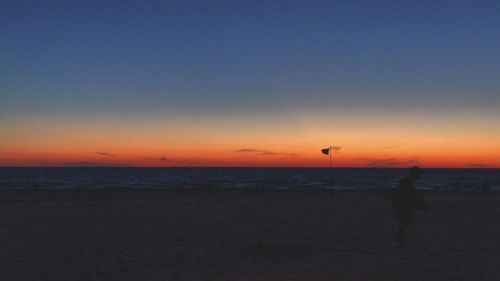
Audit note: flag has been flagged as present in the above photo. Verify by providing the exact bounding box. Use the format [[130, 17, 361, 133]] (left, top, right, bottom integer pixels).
[[321, 148, 330, 155]]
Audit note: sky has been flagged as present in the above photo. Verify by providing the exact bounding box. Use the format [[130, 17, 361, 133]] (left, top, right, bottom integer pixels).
[[1, 0, 499, 167]]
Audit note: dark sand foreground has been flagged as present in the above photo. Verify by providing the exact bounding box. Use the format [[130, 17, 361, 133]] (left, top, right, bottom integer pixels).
[[0, 189, 499, 281]]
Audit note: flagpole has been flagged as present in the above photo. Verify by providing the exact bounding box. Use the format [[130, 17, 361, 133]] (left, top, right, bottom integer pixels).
[[329, 146, 333, 189], [321, 146, 334, 190]]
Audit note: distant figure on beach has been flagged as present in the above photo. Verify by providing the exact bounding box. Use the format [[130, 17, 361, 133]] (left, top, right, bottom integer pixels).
[[480, 179, 491, 192], [385, 166, 428, 245]]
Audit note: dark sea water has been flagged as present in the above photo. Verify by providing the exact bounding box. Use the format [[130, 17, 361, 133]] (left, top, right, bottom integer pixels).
[[0, 167, 498, 191]]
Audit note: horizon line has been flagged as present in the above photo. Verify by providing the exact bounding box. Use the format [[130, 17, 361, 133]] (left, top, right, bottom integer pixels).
[[0, 166, 498, 169]]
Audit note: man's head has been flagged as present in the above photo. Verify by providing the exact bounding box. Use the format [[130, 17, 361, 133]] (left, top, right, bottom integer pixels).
[[408, 166, 421, 179]]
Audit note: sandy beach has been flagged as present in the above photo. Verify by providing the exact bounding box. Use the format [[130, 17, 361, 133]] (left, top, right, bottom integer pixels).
[[0, 189, 499, 281]]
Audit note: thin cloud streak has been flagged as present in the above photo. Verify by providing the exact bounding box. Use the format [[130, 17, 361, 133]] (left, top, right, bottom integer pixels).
[[159, 157, 172, 162], [95, 152, 116, 157], [235, 148, 297, 157], [380, 146, 398, 150], [63, 161, 129, 167], [468, 163, 490, 168], [359, 158, 419, 168]]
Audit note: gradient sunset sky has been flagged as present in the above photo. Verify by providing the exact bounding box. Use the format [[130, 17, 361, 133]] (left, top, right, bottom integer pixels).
[[1, 0, 499, 167]]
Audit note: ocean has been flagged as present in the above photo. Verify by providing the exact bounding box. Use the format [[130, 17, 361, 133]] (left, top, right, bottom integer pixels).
[[0, 167, 498, 191]]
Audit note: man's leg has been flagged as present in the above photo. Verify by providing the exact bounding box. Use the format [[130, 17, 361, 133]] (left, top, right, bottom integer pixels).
[[396, 211, 414, 245]]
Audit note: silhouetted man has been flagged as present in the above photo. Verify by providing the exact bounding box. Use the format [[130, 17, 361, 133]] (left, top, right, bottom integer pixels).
[[390, 166, 427, 245]]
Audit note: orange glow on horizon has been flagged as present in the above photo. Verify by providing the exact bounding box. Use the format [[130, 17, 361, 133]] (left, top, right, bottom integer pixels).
[[1, 146, 499, 168], [1, 112, 499, 168]]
